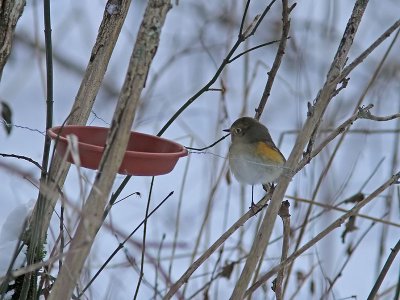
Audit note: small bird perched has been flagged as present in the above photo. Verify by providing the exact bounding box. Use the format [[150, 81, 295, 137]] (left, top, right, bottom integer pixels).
[[224, 117, 286, 208]]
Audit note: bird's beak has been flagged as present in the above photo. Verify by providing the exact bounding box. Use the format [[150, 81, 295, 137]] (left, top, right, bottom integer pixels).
[[223, 128, 231, 133]]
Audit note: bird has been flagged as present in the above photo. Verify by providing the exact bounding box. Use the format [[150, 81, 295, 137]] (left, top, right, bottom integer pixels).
[[224, 117, 286, 209]]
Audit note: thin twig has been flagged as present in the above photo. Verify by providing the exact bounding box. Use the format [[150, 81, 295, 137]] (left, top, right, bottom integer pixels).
[[78, 191, 174, 298], [134, 177, 155, 299], [239, 0, 251, 36], [243, 0, 277, 39], [357, 158, 386, 194], [324, 219, 377, 298], [233, 2, 371, 297], [0, 153, 44, 171], [278, 129, 400, 147], [359, 109, 400, 121], [20, 0, 53, 297], [285, 108, 364, 296], [254, 0, 291, 120], [154, 233, 166, 299], [158, 0, 277, 136], [376, 100, 400, 276], [0, 219, 28, 299], [28, 0, 138, 272], [284, 87, 400, 296], [59, 202, 64, 272], [228, 39, 282, 63], [49, 3, 172, 298], [42, 0, 54, 181], [338, 20, 400, 84], [395, 240, 400, 299], [367, 239, 400, 300], [123, 246, 161, 296], [182, 159, 229, 297], [272, 201, 291, 300], [108, 192, 141, 208], [286, 195, 400, 228], [244, 172, 400, 297], [284, 103, 400, 293], [110, 0, 279, 218], [185, 133, 230, 151], [288, 264, 318, 300], [164, 191, 273, 299], [296, 104, 400, 173], [168, 139, 193, 285]]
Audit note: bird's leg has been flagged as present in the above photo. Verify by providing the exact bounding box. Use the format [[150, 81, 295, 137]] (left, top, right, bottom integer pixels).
[[251, 185, 255, 206], [250, 185, 261, 214]]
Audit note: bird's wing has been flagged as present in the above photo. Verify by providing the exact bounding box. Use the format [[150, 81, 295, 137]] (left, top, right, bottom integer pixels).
[[255, 141, 286, 164]]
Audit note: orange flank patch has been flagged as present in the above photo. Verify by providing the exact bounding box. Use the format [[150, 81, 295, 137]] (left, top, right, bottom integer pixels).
[[255, 142, 285, 164]]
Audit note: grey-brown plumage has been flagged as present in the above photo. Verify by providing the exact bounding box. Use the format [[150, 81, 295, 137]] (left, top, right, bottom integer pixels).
[[225, 117, 285, 185]]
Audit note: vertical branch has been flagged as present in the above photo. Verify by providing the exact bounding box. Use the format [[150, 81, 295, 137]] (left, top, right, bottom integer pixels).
[[48, 1, 171, 299], [254, 0, 292, 120], [0, 0, 26, 77], [244, 172, 400, 296], [157, 0, 276, 137], [367, 239, 400, 300], [28, 0, 135, 269], [395, 236, 400, 300], [41, 0, 53, 178], [77, 191, 175, 298], [284, 25, 400, 296], [0, 219, 27, 298], [163, 191, 274, 299], [377, 95, 400, 274], [109, 0, 279, 214], [168, 139, 192, 282], [134, 177, 155, 299], [19, 1, 53, 298], [59, 202, 64, 271], [230, 1, 369, 298], [272, 201, 291, 300]]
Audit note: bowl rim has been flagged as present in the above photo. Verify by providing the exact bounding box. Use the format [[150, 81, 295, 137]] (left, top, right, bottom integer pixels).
[[47, 125, 188, 158]]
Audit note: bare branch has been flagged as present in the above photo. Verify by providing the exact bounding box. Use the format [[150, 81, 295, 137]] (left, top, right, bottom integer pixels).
[[0, 0, 26, 77], [272, 201, 291, 300], [254, 0, 291, 120], [231, 1, 370, 298], [158, 0, 277, 136], [29, 0, 138, 259], [243, 0, 277, 39], [286, 195, 400, 228], [48, 1, 171, 299], [359, 106, 400, 121], [78, 191, 175, 298], [227, 39, 282, 63], [164, 190, 273, 299], [245, 172, 400, 297], [0, 153, 43, 171], [367, 239, 400, 300], [338, 20, 400, 84]]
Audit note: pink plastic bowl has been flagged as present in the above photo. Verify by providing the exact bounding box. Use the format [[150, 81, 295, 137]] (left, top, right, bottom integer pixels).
[[47, 126, 188, 176]]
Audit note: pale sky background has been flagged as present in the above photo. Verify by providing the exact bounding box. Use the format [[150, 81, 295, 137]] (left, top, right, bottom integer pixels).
[[1, 0, 400, 299]]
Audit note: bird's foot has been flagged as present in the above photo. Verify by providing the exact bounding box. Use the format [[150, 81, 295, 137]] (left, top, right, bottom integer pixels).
[[262, 183, 276, 195], [249, 200, 263, 215]]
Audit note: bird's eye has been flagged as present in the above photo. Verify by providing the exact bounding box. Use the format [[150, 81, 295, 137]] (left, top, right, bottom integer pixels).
[[234, 127, 242, 134]]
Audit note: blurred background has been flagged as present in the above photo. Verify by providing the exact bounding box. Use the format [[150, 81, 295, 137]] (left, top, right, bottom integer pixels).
[[1, 0, 399, 299]]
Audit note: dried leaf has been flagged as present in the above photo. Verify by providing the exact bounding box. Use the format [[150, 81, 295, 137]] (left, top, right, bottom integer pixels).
[[220, 262, 234, 279], [1, 101, 12, 135], [341, 215, 358, 243], [225, 169, 231, 185]]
